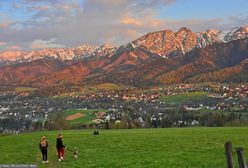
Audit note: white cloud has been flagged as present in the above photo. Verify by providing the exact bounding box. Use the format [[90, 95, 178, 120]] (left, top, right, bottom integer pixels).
[[0, 41, 7, 46], [9, 45, 22, 50], [30, 38, 65, 49]]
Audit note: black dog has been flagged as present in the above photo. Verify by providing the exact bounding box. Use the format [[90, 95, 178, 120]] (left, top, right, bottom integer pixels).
[[93, 130, 99, 135]]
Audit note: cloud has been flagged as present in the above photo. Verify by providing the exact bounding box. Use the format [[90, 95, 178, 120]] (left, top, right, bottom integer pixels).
[[0, 14, 13, 29], [0, 42, 7, 46], [0, 23, 8, 29], [9, 45, 22, 50], [30, 38, 65, 49], [27, 5, 50, 12], [122, 16, 144, 26], [0, 0, 247, 51]]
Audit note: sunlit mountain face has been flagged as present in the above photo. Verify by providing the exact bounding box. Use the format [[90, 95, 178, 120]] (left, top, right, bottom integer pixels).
[[0, 25, 247, 90], [1, 25, 248, 65], [0, 1, 247, 91]]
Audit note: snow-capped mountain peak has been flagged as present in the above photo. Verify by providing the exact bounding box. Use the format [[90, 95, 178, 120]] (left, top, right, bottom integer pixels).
[[1, 24, 248, 65], [120, 24, 248, 58], [0, 44, 117, 65]]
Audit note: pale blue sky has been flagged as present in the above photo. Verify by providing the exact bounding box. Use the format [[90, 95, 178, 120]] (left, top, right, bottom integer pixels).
[[159, 0, 248, 19]]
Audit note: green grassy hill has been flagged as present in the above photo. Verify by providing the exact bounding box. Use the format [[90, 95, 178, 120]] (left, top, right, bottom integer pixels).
[[0, 128, 247, 168], [159, 92, 209, 104]]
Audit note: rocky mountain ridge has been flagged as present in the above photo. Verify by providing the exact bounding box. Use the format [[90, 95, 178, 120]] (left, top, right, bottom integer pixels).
[[1, 25, 248, 65]]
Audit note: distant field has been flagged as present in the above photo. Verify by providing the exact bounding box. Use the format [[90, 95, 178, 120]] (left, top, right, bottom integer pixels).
[[159, 92, 209, 104], [15, 87, 38, 92], [64, 109, 107, 124], [53, 83, 128, 96], [93, 83, 123, 90], [0, 128, 248, 168]]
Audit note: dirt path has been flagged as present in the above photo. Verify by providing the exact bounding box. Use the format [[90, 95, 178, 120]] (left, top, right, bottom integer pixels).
[[97, 112, 106, 119], [65, 113, 85, 121]]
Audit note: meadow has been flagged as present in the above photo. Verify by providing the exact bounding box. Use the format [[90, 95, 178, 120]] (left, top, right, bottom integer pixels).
[[159, 92, 209, 104], [0, 127, 247, 168], [63, 109, 107, 124]]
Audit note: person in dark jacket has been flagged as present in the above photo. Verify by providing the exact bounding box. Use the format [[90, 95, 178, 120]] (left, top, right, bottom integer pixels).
[[39, 136, 49, 163], [56, 134, 66, 161]]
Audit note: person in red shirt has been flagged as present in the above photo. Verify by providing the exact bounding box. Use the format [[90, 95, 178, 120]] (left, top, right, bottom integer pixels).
[[56, 134, 66, 161]]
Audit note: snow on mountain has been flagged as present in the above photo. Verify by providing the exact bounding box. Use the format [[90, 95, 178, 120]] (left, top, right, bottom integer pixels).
[[121, 25, 248, 58], [200, 25, 248, 44], [0, 25, 248, 65], [0, 44, 116, 65]]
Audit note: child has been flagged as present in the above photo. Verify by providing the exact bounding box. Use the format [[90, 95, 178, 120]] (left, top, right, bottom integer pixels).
[[56, 134, 66, 162], [39, 136, 49, 164], [73, 147, 79, 159]]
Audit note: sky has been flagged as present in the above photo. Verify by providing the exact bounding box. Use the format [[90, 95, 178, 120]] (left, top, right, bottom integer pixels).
[[0, 0, 247, 51]]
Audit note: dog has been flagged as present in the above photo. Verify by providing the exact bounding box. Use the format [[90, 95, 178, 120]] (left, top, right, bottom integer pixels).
[[93, 130, 99, 135], [73, 147, 79, 159]]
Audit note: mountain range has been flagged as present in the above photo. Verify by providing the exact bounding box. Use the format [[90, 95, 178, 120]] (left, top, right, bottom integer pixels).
[[0, 25, 248, 91]]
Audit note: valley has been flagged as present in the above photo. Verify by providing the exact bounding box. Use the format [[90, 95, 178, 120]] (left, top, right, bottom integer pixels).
[[1, 82, 248, 134]]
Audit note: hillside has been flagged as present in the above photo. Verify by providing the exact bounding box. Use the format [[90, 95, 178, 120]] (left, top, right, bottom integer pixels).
[[157, 37, 248, 84], [0, 26, 247, 90], [0, 128, 247, 168]]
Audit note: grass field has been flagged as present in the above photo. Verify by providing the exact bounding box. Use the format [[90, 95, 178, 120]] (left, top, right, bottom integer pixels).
[[0, 127, 248, 168], [64, 109, 107, 124], [159, 92, 209, 104]]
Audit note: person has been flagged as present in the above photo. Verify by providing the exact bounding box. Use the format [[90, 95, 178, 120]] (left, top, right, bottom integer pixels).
[[56, 134, 66, 162], [39, 136, 49, 164]]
